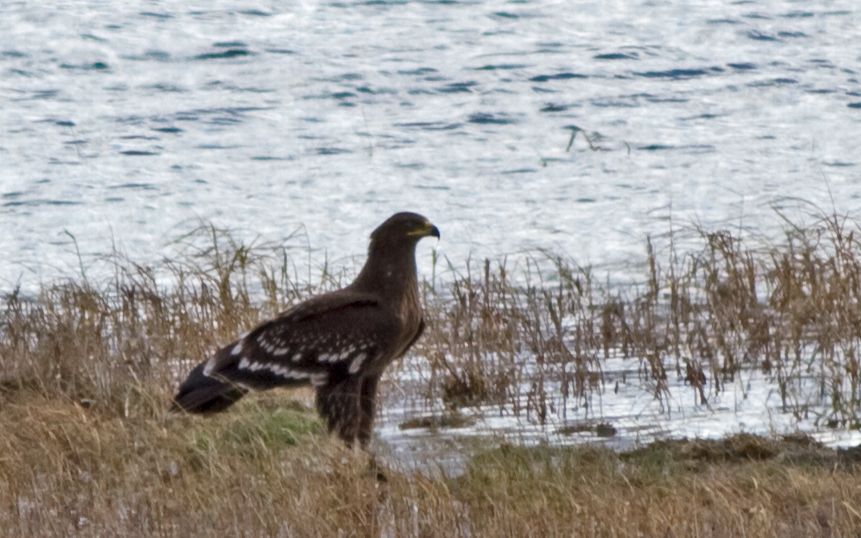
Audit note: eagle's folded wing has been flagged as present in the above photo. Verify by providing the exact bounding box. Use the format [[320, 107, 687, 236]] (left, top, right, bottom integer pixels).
[[204, 290, 397, 390]]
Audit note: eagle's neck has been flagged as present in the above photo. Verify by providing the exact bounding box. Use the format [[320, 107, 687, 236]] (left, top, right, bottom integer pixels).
[[351, 241, 420, 307], [352, 238, 424, 364]]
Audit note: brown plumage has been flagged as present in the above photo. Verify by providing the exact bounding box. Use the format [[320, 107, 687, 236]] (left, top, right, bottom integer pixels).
[[171, 212, 439, 448]]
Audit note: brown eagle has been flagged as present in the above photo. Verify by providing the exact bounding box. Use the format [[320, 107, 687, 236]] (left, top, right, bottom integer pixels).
[[171, 212, 439, 448]]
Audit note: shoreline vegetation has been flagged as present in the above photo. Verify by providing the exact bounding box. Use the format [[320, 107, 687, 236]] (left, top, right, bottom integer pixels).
[[3, 210, 861, 535]]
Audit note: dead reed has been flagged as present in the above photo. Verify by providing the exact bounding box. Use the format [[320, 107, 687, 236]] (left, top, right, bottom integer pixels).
[[3, 212, 861, 423], [409, 210, 861, 429]]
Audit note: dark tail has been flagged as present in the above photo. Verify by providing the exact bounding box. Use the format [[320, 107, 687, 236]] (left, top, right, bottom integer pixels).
[[170, 361, 248, 414]]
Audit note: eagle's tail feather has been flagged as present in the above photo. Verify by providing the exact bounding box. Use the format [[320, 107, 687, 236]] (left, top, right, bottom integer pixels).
[[170, 361, 247, 414]]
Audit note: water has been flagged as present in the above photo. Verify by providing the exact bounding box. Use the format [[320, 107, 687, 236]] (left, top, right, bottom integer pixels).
[[2, 1, 861, 461], [377, 354, 861, 474], [2, 0, 860, 288]]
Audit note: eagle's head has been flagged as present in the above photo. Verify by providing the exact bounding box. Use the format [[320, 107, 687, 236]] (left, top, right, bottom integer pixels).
[[369, 212, 440, 249]]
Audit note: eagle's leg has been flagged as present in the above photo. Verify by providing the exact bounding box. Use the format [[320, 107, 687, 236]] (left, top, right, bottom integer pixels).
[[315, 376, 362, 447], [355, 375, 389, 481], [358, 375, 380, 449]]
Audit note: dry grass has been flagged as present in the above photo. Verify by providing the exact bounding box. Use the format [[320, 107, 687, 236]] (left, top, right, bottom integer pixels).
[[452, 435, 861, 537], [1, 392, 860, 537], [2, 214, 861, 536], [412, 210, 861, 427]]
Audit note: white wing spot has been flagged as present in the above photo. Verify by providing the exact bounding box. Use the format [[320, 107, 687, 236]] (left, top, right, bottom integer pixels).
[[349, 352, 367, 374], [311, 373, 328, 387], [231, 341, 243, 356], [318, 353, 339, 363], [292, 352, 303, 362], [240, 359, 310, 380], [270, 364, 308, 380]]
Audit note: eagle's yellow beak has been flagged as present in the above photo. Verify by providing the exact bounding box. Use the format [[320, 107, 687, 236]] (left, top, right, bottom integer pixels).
[[408, 221, 441, 239]]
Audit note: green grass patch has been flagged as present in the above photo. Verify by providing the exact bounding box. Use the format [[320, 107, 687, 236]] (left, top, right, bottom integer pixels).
[[185, 400, 323, 463]]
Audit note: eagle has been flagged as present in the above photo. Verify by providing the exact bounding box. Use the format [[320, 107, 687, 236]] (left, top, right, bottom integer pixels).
[[171, 212, 439, 448]]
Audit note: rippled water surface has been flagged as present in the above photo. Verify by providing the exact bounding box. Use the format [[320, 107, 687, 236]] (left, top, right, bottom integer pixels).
[[2, 0, 861, 286]]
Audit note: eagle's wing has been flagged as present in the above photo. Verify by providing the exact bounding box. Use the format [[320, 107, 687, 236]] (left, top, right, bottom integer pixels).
[[204, 290, 398, 391]]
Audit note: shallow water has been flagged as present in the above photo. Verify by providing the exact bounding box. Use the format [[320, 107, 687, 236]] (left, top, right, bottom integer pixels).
[[377, 353, 861, 474], [2, 0, 861, 288], [377, 358, 861, 475]]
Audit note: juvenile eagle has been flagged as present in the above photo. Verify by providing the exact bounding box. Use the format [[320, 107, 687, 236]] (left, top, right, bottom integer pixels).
[[171, 212, 439, 448]]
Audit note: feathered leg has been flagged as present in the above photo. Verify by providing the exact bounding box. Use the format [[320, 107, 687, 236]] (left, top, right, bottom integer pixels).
[[315, 375, 362, 446], [358, 375, 380, 449]]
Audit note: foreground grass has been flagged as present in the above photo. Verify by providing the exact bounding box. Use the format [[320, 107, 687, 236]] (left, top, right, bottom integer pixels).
[[1, 389, 860, 537]]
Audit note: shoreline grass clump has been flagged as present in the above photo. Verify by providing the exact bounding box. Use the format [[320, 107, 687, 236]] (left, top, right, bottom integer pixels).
[[4, 212, 861, 425], [0, 224, 343, 415], [408, 210, 861, 428]]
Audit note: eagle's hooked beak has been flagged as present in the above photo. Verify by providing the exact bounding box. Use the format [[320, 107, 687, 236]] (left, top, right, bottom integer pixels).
[[408, 221, 441, 239]]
